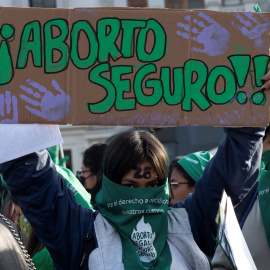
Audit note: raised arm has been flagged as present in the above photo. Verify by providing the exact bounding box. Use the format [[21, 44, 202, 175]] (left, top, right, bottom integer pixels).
[[0, 150, 94, 270], [174, 127, 265, 259]]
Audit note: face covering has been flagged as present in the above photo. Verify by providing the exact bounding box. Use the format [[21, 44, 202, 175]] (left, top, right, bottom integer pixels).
[[96, 175, 172, 270], [79, 173, 102, 204], [86, 179, 102, 204]]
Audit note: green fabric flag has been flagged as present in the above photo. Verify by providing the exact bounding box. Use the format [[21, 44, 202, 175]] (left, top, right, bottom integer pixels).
[[47, 145, 69, 167], [47, 145, 60, 165], [96, 175, 172, 270]]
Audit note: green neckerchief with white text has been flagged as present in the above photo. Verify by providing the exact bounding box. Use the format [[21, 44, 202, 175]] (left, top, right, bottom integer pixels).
[[96, 175, 172, 270]]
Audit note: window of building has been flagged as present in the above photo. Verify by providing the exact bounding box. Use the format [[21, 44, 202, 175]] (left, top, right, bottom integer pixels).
[[166, 0, 188, 9], [166, 0, 204, 9], [128, 0, 148, 7], [222, 0, 243, 6], [188, 0, 204, 9], [29, 0, 56, 8]]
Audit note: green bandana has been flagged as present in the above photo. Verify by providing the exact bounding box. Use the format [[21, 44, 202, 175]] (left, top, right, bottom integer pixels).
[[258, 170, 270, 248], [96, 175, 172, 270], [47, 145, 69, 167], [178, 151, 213, 182]]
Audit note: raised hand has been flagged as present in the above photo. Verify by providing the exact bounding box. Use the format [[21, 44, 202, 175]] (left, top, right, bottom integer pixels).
[[232, 13, 270, 53], [177, 12, 231, 56], [19, 79, 71, 122], [261, 70, 270, 92], [0, 90, 18, 123]]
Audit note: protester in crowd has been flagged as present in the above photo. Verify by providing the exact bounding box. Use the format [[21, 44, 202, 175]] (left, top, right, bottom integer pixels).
[[0, 174, 35, 270], [212, 124, 270, 270], [169, 151, 213, 206], [77, 143, 108, 206], [1, 121, 266, 270]]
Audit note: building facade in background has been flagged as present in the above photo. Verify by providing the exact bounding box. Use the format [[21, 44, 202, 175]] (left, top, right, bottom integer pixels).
[[1, 0, 268, 172]]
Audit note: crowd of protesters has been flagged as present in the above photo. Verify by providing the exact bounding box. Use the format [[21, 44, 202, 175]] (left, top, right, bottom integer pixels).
[[0, 72, 270, 270]]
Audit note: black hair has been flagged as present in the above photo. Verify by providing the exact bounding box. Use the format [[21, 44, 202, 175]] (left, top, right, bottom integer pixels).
[[103, 129, 168, 185], [82, 143, 108, 204], [168, 160, 196, 188], [83, 143, 108, 177]]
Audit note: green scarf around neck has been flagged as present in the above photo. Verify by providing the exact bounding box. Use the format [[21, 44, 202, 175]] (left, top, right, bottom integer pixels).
[[96, 175, 172, 270]]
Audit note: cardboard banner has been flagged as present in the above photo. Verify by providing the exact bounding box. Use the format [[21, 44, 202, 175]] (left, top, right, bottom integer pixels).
[[0, 7, 269, 126]]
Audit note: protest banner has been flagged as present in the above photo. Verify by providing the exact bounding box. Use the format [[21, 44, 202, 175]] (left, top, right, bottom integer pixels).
[[0, 6, 269, 126]]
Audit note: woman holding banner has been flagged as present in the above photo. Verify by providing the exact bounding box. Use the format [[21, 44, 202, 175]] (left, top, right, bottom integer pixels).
[[1, 73, 269, 270]]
